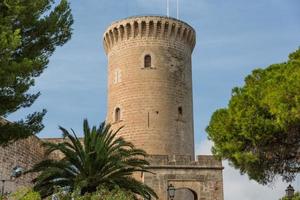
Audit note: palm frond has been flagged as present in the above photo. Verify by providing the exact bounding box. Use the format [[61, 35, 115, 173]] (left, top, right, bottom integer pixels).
[[28, 120, 157, 198]]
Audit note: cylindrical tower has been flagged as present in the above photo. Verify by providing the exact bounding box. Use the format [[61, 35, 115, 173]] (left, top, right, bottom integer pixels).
[[103, 16, 196, 157]]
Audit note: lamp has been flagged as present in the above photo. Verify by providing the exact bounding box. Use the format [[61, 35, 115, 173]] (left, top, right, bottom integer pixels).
[[52, 194, 59, 200], [286, 185, 295, 199], [1, 166, 25, 197], [167, 184, 176, 200], [11, 166, 24, 178]]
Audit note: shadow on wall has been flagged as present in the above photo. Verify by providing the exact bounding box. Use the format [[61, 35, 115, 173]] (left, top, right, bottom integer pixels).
[[174, 188, 198, 200]]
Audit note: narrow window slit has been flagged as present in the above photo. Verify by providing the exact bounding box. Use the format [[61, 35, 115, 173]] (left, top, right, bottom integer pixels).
[[178, 107, 183, 115], [147, 112, 150, 128], [115, 107, 121, 122]]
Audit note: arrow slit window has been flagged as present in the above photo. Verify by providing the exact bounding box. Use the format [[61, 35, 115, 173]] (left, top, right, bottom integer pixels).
[[115, 107, 121, 122], [114, 68, 121, 83]]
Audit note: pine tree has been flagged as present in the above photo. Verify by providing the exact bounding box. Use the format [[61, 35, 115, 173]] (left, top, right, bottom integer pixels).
[[206, 48, 300, 184], [0, 0, 73, 145]]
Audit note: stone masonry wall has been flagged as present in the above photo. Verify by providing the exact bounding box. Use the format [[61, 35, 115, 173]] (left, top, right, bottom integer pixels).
[[144, 155, 224, 200], [0, 136, 45, 194], [41, 138, 66, 160]]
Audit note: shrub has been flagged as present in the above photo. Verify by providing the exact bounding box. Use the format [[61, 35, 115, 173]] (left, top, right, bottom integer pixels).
[[47, 186, 134, 200], [8, 187, 41, 200], [280, 192, 300, 200]]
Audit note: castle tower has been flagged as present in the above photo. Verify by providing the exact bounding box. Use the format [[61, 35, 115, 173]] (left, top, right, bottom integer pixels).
[[0, 15, 223, 200], [103, 16, 224, 200], [103, 16, 196, 157]]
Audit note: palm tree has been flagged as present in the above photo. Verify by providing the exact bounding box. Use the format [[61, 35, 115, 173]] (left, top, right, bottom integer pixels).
[[28, 119, 157, 199]]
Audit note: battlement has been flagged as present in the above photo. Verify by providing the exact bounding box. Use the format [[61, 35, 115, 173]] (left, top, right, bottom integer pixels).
[[103, 15, 196, 54], [146, 154, 223, 169]]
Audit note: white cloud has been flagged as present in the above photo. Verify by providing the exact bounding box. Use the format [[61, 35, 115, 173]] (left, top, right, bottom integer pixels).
[[223, 161, 287, 200], [195, 138, 213, 155]]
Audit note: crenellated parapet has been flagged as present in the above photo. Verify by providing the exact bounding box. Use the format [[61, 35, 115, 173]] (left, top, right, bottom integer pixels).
[[103, 15, 196, 55], [146, 155, 223, 169]]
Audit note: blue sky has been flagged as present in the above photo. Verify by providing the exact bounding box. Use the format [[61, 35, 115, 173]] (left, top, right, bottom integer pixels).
[[8, 0, 300, 199]]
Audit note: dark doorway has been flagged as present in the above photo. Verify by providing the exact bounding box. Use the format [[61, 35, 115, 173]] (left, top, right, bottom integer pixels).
[[174, 188, 197, 200]]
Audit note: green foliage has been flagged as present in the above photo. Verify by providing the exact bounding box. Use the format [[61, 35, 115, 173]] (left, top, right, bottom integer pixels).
[[0, 0, 73, 146], [8, 187, 41, 200], [94, 187, 134, 200], [28, 119, 157, 199], [281, 192, 300, 200], [206, 48, 300, 184], [2, 186, 134, 200], [47, 187, 134, 200]]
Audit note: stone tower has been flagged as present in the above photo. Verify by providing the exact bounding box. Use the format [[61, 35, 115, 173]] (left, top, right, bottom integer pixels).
[[103, 16, 195, 157], [0, 15, 223, 200], [103, 16, 224, 200]]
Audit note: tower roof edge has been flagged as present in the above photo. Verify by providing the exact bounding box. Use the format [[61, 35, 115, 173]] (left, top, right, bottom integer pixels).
[[102, 15, 196, 55], [106, 15, 195, 32]]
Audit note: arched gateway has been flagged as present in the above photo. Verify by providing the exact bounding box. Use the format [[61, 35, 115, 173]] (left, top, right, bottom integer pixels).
[[171, 181, 199, 200], [174, 189, 197, 200]]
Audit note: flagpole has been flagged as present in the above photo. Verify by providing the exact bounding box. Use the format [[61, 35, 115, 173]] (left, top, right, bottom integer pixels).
[[167, 0, 169, 17], [177, 0, 179, 19]]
